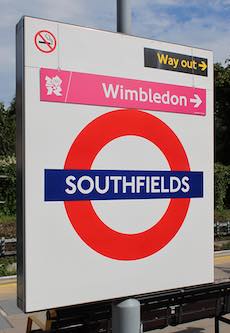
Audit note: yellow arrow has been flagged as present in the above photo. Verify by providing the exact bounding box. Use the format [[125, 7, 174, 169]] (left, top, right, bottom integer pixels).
[[198, 61, 207, 71]]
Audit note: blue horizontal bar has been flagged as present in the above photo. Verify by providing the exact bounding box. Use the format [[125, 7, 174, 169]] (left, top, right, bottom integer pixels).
[[45, 169, 203, 201]]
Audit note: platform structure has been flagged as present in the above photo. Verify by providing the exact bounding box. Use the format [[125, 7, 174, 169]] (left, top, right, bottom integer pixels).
[[26, 281, 230, 333]]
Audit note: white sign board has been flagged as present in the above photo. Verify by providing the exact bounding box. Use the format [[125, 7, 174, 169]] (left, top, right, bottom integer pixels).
[[16, 16, 213, 312]]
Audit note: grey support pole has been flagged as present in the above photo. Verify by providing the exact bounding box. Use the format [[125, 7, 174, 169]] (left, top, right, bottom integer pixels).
[[112, 299, 141, 333], [117, 0, 131, 34], [112, 2, 141, 333]]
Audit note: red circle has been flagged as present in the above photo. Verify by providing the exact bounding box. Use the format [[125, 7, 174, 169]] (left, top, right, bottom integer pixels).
[[34, 30, 57, 53], [64, 110, 190, 260]]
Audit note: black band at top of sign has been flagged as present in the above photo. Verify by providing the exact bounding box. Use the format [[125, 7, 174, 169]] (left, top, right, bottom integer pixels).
[[144, 48, 208, 77]]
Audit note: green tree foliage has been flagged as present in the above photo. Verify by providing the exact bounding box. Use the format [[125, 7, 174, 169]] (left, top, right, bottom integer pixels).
[[0, 99, 16, 215], [214, 60, 230, 211], [0, 156, 16, 215], [0, 98, 16, 158], [215, 60, 230, 165], [215, 163, 230, 211]]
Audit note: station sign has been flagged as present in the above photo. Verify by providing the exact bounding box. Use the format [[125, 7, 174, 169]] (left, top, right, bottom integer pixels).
[[16, 16, 213, 312], [144, 48, 208, 76], [40, 68, 206, 115]]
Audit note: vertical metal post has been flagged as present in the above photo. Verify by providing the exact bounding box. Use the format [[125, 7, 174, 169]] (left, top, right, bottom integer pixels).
[[117, 0, 131, 34], [215, 317, 219, 333], [0, 237, 5, 257], [112, 3, 141, 333], [112, 299, 141, 333]]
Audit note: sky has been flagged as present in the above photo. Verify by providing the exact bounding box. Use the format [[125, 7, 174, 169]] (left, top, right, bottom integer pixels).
[[0, 0, 230, 106]]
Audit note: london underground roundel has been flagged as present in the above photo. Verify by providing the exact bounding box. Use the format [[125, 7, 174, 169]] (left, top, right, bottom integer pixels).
[[63, 109, 191, 260]]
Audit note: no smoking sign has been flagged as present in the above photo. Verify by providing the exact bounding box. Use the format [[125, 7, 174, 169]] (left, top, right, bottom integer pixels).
[[34, 30, 56, 53]]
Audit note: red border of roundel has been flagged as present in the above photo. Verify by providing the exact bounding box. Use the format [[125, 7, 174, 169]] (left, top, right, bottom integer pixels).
[[34, 30, 57, 53], [64, 109, 190, 260]]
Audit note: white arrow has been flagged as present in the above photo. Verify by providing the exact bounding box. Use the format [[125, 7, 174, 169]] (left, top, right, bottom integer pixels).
[[190, 94, 202, 108]]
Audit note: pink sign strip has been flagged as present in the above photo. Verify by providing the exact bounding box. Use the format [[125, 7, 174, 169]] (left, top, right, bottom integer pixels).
[[40, 68, 206, 116]]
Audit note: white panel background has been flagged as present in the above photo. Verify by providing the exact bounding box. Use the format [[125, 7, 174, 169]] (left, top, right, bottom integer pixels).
[[23, 17, 213, 312]]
